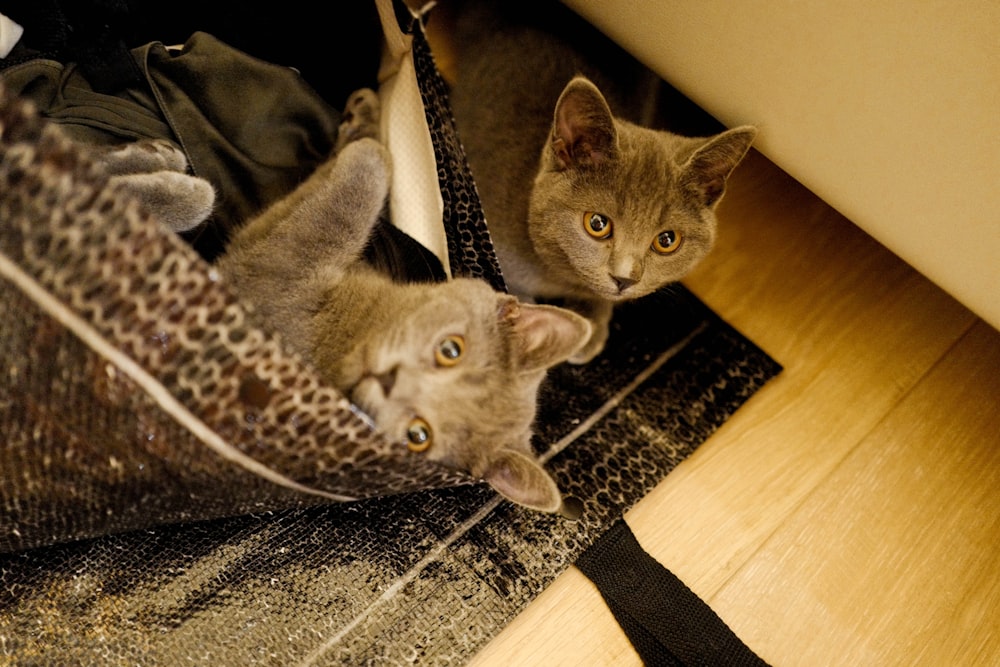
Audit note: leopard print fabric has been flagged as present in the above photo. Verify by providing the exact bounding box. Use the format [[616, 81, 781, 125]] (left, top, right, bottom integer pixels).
[[411, 23, 508, 292]]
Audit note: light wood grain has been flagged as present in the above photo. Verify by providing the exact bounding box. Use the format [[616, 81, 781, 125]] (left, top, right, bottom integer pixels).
[[628, 149, 978, 594], [713, 320, 1000, 666], [420, 7, 999, 664], [466, 151, 997, 665]]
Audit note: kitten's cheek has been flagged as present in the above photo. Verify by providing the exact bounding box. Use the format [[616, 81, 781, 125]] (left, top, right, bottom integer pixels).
[[348, 377, 384, 417], [348, 380, 411, 445]]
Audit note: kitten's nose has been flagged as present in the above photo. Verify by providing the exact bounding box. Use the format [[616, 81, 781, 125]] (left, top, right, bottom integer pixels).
[[612, 275, 638, 293], [610, 256, 643, 293], [375, 367, 397, 395]]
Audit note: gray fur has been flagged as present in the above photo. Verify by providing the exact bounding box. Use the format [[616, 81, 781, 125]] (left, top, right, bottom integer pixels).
[[449, 0, 756, 362], [92, 139, 215, 233], [214, 92, 592, 515], [93, 85, 593, 514]]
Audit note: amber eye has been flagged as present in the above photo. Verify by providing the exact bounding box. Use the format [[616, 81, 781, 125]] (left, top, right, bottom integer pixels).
[[406, 417, 432, 453], [652, 230, 682, 254], [434, 334, 465, 367], [583, 212, 612, 240]]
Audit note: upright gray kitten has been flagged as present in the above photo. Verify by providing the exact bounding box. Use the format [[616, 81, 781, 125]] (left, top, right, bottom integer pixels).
[[449, 0, 757, 362], [105, 90, 591, 515]]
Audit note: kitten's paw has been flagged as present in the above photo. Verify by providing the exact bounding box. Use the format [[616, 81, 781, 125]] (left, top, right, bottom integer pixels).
[[319, 136, 391, 239], [111, 171, 215, 233], [568, 319, 609, 364], [95, 139, 190, 175], [561, 299, 612, 364], [335, 88, 381, 152], [335, 136, 391, 187]]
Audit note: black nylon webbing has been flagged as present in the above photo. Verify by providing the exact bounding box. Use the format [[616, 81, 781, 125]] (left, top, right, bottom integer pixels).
[[576, 519, 770, 667]]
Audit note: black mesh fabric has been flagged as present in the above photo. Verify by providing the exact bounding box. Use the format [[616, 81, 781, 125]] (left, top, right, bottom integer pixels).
[[1, 282, 781, 664], [0, 4, 782, 663], [410, 25, 507, 291]]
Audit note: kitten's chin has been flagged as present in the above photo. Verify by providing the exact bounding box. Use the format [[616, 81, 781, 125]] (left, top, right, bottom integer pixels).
[[348, 377, 410, 444]]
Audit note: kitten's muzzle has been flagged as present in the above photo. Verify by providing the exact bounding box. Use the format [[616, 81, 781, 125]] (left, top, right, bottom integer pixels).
[[612, 275, 638, 293]]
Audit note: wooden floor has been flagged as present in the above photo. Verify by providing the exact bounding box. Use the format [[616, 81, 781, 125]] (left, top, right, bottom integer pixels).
[[464, 144, 1000, 666], [420, 8, 1000, 665]]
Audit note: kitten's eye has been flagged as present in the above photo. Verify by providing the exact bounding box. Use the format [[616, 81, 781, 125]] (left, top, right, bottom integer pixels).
[[583, 212, 612, 240], [652, 230, 682, 254], [434, 334, 465, 367], [406, 417, 432, 453]]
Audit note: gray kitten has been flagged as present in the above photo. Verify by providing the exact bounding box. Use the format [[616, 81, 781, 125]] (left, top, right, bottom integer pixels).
[[449, 0, 757, 362], [103, 91, 591, 515]]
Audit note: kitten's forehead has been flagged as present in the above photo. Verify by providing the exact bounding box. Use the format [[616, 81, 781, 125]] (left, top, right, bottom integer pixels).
[[367, 279, 505, 372], [570, 126, 716, 226], [567, 126, 679, 198], [402, 280, 495, 325], [616, 127, 685, 187]]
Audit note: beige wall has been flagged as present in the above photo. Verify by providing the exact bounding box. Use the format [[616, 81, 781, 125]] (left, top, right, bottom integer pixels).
[[564, 0, 1000, 331]]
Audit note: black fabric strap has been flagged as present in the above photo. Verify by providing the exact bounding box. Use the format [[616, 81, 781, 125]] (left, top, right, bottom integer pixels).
[[576, 519, 770, 667]]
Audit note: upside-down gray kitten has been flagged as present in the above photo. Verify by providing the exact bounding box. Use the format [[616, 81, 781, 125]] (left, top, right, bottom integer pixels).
[[449, 0, 757, 362], [103, 90, 591, 516]]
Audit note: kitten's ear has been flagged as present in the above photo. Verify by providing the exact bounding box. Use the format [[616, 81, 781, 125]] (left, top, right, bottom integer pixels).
[[500, 298, 592, 372], [482, 449, 564, 514], [551, 76, 619, 170], [683, 126, 757, 207]]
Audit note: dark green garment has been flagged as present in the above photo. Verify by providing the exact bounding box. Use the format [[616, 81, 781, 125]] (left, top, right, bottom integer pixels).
[[1, 31, 342, 260]]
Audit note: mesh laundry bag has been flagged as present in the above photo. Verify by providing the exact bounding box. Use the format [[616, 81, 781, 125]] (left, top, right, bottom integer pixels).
[[0, 4, 784, 662], [0, 0, 497, 554]]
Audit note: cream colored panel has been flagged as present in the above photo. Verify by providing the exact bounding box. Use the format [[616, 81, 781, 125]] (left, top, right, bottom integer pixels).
[[564, 0, 1000, 330]]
